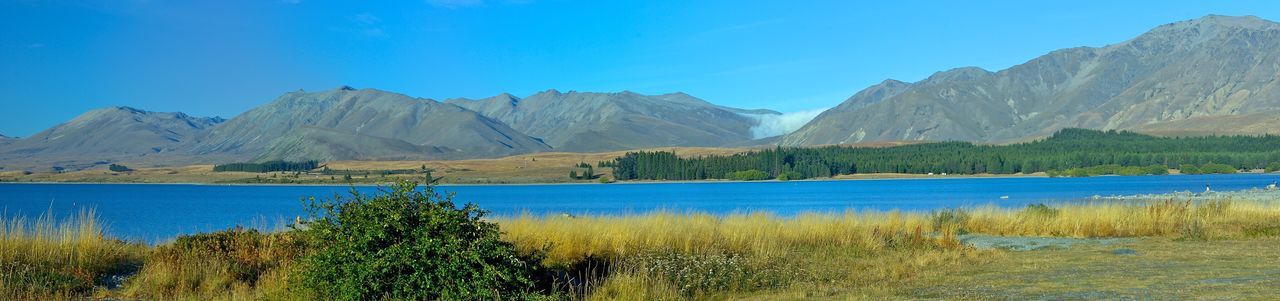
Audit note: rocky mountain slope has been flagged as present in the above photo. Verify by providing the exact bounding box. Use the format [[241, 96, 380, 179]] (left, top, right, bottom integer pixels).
[[447, 90, 777, 152], [187, 87, 551, 162], [782, 15, 1280, 145], [0, 107, 224, 168]]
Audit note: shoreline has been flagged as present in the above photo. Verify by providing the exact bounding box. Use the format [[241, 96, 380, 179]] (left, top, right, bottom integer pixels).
[[1, 171, 1276, 187]]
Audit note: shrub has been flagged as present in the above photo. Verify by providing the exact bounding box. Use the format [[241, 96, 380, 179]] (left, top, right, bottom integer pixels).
[[1180, 164, 1200, 175], [108, 164, 132, 172], [298, 181, 550, 300], [1182, 163, 1237, 175], [1266, 162, 1280, 173], [725, 170, 771, 181], [775, 171, 802, 181], [213, 160, 319, 173], [1145, 164, 1170, 175]]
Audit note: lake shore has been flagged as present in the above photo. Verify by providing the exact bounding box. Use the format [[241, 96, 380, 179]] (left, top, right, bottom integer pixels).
[[8, 184, 1280, 300]]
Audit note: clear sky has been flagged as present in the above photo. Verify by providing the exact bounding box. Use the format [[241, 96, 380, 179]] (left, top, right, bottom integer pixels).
[[1, 0, 1277, 137]]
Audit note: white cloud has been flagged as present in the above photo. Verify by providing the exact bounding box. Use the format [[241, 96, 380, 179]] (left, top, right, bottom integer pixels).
[[743, 108, 828, 139]]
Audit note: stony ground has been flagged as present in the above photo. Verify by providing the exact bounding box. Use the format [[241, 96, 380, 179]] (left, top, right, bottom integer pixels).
[[896, 238, 1280, 300]]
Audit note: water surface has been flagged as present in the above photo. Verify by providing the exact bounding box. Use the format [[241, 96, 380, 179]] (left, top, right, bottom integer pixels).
[[2, 174, 1276, 242]]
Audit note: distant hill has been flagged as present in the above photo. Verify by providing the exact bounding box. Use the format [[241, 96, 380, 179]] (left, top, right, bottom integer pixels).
[[8, 15, 1280, 170], [447, 90, 777, 152], [0, 107, 223, 169], [783, 15, 1280, 145], [188, 87, 552, 162]]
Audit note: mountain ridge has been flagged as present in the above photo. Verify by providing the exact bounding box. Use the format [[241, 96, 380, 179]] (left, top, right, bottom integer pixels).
[[446, 90, 776, 152], [781, 14, 1280, 146]]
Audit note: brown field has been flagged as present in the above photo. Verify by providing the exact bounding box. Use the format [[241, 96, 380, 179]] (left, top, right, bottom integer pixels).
[[0, 147, 756, 185], [0, 143, 943, 185]]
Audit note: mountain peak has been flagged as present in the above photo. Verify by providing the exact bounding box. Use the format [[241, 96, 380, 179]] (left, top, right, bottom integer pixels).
[[1159, 14, 1278, 31], [488, 93, 520, 106], [337, 85, 358, 91], [925, 66, 991, 82]]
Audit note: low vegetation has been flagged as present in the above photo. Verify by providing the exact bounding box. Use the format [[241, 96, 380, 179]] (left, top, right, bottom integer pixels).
[[1180, 163, 1239, 175], [0, 210, 145, 299], [724, 169, 771, 181], [107, 164, 132, 172], [568, 162, 597, 180], [297, 182, 551, 300], [6, 182, 1280, 299], [213, 160, 321, 173], [1046, 164, 1169, 177]]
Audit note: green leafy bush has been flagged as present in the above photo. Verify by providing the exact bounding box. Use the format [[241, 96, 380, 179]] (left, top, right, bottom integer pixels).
[[1266, 162, 1280, 173], [775, 171, 802, 181], [725, 170, 771, 181], [1181, 163, 1237, 175], [1049, 164, 1169, 177], [298, 181, 550, 300]]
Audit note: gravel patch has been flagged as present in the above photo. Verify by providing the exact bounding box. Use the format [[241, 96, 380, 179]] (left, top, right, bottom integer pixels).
[[959, 234, 1133, 251]]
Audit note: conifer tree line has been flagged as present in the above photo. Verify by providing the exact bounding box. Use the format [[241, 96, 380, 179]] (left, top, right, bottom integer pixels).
[[213, 160, 321, 173], [608, 129, 1280, 181]]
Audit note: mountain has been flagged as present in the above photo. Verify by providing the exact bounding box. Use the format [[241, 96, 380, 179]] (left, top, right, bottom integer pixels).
[[782, 15, 1280, 145], [188, 86, 551, 162], [0, 106, 224, 168], [447, 90, 777, 152], [1134, 109, 1280, 136], [0, 134, 13, 146]]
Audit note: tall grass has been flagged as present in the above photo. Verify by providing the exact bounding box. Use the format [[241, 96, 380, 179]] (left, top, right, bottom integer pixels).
[[0, 209, 145, 299], [6, 197, 1280, 299], [117, 228, 307, 301], [497, 198, 1280, 299]]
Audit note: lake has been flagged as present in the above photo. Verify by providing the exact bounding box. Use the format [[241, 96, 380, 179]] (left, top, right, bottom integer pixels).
[[3, 173, 1278, 242]]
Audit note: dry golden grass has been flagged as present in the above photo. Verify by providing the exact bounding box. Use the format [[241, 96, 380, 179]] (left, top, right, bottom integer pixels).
[[0, 209, 145, 300], [5, 195, 1279, 299], [497, 198, 1280, 299], [115, 228, 306, 301]]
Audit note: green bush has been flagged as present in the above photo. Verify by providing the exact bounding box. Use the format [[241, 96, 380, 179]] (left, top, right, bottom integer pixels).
[[1181, 163, 1237, 175], [108, 164, 132, 172], [725, 170, 771, 181], [297, 181, 550, 300], [1145, 164, 1170, 175], [775, 171, 802, 181], [1266, 162, 1280, 173]]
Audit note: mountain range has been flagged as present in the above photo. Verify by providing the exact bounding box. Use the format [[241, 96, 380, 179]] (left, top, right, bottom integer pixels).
[[781, 15, 1280, 145], [3, 14, 1279, 171]]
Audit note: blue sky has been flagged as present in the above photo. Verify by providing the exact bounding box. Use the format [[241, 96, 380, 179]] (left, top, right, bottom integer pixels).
[[1, 0, 1276, 137]]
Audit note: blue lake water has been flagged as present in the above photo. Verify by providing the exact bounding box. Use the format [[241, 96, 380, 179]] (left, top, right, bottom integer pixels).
[[2, 173, 1278, 242]]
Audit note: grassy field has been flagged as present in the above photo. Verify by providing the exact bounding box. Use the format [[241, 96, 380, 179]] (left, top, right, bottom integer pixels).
[[0, 142, 933, 185], [0, 147, 756, 185], [3, 189, 1279, 299]]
